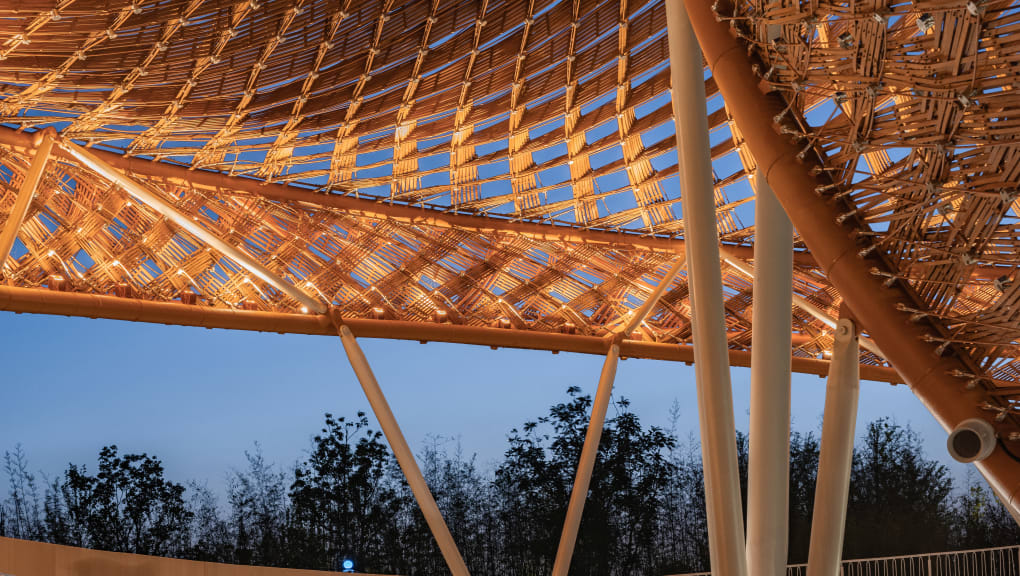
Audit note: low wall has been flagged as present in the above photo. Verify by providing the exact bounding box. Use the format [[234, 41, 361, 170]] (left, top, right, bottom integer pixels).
[[0, 537, 394, 576]]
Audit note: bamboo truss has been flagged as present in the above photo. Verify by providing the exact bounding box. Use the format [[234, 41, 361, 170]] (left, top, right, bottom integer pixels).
[[0, 0, 1019, 507]]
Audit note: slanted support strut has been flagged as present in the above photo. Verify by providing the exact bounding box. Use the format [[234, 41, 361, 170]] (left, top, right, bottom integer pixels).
[[806, 318, 860, 576], [550, 344, 620, 576], [666, 1, 748, 574], [719, 248, 884, 360], [0, 129, 55, 275], [333, 318, 471, 576], [551, 256, 685, 576]]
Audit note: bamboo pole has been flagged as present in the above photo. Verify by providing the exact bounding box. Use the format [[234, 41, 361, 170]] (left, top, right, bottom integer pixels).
[[616, 256, 687, 336], [0, 129, 54, 275], [334, 320, 470, 576]]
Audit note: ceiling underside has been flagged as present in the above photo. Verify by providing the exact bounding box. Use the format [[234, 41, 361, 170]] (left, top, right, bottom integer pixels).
[[0, 0, 1017, 414]]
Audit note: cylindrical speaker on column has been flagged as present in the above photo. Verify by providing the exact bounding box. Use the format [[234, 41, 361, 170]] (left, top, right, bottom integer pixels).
[[947, 418, 997, 463]]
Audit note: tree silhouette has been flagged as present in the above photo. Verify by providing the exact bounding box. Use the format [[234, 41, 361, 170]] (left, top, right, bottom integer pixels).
[[2, 393, 1018, 574], [845, 419, 955, 558], [287, 412, 400, 572], [26, 445, 191, 557]]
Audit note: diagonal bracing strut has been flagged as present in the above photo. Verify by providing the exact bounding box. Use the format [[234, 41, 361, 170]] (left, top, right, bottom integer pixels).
[[550, 254, 686, 576], [331, 311, 471, 576], [719, 246, 885, 360], [806, 318, 860, 576]]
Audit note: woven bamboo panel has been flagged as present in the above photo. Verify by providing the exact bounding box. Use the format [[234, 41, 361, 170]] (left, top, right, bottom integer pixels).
[[735, 0, 1020, 408], [6, 0, 1017, 402]]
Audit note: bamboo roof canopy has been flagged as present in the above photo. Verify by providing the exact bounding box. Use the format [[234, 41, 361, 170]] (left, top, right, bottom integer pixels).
[[1, 0, 1020, 468]]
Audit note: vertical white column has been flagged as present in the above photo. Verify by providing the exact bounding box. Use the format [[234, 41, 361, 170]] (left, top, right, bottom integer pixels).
[[0, 131, 54, 274], [747, 172, 793, 576], [665, 2, 748, 575], [806, 318, 860, 576], [551, 345, 620, 576], [336, 324, 471, 576]]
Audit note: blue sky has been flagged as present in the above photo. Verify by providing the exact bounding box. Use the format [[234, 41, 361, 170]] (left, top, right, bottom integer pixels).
[[1, 310, 975, 498]]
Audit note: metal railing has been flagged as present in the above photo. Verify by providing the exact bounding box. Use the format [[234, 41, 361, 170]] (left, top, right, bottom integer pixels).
[[673, 544, 1020, 576]]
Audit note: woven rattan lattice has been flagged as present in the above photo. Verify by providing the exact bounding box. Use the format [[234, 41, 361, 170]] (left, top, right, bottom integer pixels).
[[2, 0, 1020, 427]]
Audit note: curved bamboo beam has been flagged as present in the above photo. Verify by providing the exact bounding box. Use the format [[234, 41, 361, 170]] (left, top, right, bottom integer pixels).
[[4, 126, 1006, 280], [684, 0, 1020, 515]]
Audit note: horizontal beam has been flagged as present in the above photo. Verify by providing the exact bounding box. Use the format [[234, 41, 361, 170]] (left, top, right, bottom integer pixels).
[[0, 286, 901, 384]]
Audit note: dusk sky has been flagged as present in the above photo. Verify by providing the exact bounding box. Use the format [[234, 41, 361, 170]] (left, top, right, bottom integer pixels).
[[1, 309, 977, 498]]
